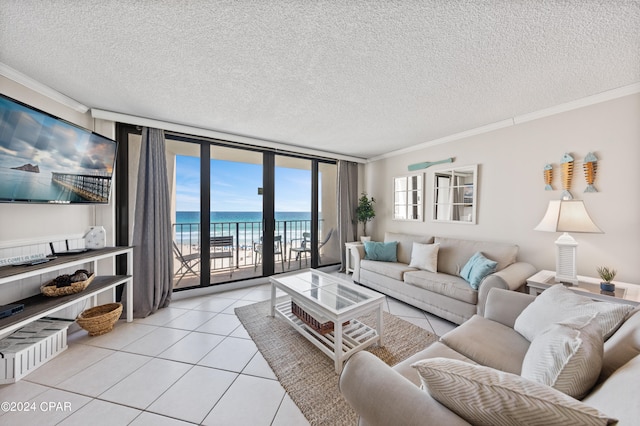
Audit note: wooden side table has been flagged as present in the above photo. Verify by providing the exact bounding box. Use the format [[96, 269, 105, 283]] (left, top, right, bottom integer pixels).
[[526, 270, 640, 306], [344, 242, 364, 274]]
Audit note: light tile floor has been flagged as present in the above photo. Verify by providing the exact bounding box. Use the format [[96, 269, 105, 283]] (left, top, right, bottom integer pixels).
[[0, 274, 456, 426]]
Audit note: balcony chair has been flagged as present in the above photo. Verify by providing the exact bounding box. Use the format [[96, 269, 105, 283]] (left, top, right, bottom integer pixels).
[[173, 241, 201, 287], [253, 235, 284, 272], [288, 232, 311, 269], [288, 228, 334, 268], [210, 235, 234, 277]]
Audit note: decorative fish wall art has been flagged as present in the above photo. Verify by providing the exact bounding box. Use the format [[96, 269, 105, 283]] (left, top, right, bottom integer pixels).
[[560, 153, 574, 200], [583, 152, 598, 193], [542, 152, 600, 195], [543, 164, 553, 191]]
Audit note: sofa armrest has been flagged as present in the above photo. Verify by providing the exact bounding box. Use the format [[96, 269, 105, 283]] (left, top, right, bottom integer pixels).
[[352, 245, 366, 282], [339, 351, 470, 426], [477, 262, 537, 316], [483, 288, 536, 328]]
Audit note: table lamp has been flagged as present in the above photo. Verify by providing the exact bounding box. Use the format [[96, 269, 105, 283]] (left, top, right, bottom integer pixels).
[[534, 200, 602, 285]]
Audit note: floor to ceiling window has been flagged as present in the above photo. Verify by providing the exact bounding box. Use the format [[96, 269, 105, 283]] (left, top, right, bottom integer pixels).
[[209, 146, 263, 283], [115, 125, 339, 291], [275, 156, 312, 272], [317, 161, 340, 267]]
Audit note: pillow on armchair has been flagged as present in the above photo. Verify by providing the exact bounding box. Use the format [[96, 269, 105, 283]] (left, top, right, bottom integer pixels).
[[514, 283, 633, 341], [520, 314, 603, 399], [412, 357, 616, 426]]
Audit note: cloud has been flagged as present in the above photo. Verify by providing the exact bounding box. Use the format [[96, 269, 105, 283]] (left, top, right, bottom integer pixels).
[[0, 98, 116, 175]]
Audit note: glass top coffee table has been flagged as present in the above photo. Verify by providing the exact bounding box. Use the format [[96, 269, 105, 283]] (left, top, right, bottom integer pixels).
[[270, 269, 385, 373]]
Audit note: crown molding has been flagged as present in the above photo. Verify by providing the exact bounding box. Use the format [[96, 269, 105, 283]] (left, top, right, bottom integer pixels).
[[513, 82, 640, 124], [369, 119, 514, 162], [371, 82, 640, 162], [0, 62, 89, 113]]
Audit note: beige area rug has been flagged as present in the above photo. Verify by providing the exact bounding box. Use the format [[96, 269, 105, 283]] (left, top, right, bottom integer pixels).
[[235, 297, 437, 425]]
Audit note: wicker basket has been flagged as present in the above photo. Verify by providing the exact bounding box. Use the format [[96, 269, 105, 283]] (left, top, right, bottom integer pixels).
[[291, 301, 349, 335], [41, 273, 95, 297], [76, 303, 123, 336]]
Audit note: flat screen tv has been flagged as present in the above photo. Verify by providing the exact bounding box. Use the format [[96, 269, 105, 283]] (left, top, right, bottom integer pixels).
[[0, 93, 117, 204]]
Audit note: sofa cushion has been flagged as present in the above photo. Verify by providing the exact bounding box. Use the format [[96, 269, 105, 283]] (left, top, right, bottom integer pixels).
[[408, 242, 440, 272], [404, 271, 478, 305], [520, 314, 603, 399], [412, 358, 616, 426], [384, 232, 433, 265], [393, 341, 478, 387], [583, 354, 640, 426], [514, 284, 634, 342], [460, 251, 498, 290], [600, 308, 640, 382], [439, 315, 529, 374], [360, 259, 417, 281], [364, 241, 398, 262], [434, 237, 518, 276]]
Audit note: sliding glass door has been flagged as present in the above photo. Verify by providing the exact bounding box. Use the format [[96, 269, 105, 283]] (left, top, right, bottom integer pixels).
[[209, 146, 263, 283], [115, 125, 339, 291], [317, 162, 339, 267], [169, 139, 202, 289], [275, 156, 312, 272]]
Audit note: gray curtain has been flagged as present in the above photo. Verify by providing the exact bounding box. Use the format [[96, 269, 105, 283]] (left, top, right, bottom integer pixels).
[[127, 127, 172, 317], [337, 160, 358, 272]]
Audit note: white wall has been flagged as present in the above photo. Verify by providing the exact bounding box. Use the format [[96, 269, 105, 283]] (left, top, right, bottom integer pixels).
[[364, 93, 640, 283], [0, 75, 116, 249], [0, 76, 118, 312]]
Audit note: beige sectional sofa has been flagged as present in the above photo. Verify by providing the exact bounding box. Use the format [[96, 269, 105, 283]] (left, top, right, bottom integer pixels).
[[352, 232, 536, 324], [340, 287, 640, 425]]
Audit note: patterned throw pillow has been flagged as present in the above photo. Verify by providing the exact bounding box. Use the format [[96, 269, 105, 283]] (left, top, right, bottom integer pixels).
[[521, 314, 603, 399], [412, 358, 616, 426], [408, 242, 440, 272], [514, 283, 633, 341]]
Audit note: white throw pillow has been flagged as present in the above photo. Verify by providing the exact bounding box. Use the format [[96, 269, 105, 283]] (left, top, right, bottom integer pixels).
[[412, 358, 615, 426], [521, 314, 603, 399], [514, 283, 633, 341], [408, 242, 439, 272]]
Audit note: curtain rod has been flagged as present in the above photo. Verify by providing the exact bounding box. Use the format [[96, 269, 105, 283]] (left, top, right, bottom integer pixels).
[[163, 131, 340, 163]]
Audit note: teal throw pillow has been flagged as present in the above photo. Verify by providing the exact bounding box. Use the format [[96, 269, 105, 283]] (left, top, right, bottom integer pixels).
[[364, 241, 398, 262], [460, 251, 498, 290]]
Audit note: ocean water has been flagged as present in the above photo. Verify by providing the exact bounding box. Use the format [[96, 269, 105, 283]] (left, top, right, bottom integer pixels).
[[0, 167, 85, 202], [175, 211, 312, 247]]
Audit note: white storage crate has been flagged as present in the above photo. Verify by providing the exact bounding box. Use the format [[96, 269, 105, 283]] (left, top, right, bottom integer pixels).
[[0, 318, 73, 384]]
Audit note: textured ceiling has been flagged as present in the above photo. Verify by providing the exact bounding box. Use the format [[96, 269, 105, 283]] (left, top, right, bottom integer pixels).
[[1, 1, 639, 160]]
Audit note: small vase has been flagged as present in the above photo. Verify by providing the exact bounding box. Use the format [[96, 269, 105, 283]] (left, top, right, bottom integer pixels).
[[85, 226, 107, 249], [600, 282, 615, 293]]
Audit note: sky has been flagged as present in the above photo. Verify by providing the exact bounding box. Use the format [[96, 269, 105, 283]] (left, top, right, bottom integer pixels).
[[0, 96, 116, 175], [175, 155, 313, 212]]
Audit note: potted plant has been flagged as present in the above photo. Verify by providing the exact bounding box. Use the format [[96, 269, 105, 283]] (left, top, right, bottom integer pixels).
[[356, 192, 376, 242], [597, 266, 617, 292]]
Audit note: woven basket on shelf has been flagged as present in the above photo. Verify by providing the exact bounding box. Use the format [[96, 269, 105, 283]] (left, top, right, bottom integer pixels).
[[291, 301, 349, 335], [41, 273, 95, 297], [76, 302, 123, 336]]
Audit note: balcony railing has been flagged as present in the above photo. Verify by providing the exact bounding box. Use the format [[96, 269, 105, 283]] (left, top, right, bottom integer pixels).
[[173, 219, 314, 270]]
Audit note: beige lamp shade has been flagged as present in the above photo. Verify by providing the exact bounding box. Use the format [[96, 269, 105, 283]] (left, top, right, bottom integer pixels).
[[534, 200, 601, 285], [534, 200, 602, 233]]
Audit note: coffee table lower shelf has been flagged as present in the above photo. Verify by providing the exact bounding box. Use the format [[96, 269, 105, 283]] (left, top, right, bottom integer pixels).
[[274, 299, 379, 373]]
